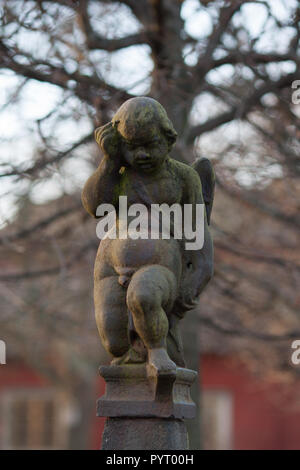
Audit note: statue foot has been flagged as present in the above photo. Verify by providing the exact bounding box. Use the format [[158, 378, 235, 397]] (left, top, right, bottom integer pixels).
[[111, 347, 145, 365], [148, 348, 176, 376]]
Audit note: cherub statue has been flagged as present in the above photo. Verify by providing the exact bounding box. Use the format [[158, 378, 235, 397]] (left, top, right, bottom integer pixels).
[[82, 97, 214, 376]]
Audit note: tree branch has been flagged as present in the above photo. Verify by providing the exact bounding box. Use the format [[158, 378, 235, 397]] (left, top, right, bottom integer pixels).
[[0, 40, 133, 104], [0, 240, 97, 281], [86, 31, 148, 51], [0, 132, 95, 178], [0, 202, 82, 245], [212, 51, 300, 68], [200, 0, 245, 65], [187, 71, 300, 142], [199, 314, 300, 341], [216, 177, 300, 229], [215, 239, 300, 270]]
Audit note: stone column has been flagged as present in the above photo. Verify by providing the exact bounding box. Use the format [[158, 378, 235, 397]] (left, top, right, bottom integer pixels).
[[97, 364, 197, 450]]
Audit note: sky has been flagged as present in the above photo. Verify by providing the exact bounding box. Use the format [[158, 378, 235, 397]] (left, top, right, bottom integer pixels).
[[0, 0, 297, 226]]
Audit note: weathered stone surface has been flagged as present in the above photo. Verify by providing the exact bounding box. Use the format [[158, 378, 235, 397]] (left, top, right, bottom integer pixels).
[[97, 364, 197, 419], [101, 418, 189, 450], [81, 97, 214, 450], [81, 97, 215, 373]]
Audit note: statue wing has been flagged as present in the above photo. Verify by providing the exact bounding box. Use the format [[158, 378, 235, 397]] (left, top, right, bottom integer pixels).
[[173, 158, 215, 316], [192, 158, 215, 225]]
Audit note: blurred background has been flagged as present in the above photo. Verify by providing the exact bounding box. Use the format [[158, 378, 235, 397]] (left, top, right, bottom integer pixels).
[[0, 0, 299, 450]]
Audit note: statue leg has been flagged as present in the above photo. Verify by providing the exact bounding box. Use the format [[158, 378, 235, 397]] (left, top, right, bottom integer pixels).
[[94, 275, 129, 359], [126, 265, 177, 374]]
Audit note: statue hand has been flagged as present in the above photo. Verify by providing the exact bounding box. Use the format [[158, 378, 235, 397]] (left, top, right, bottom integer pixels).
[[175, 264, 211, 312], [95, 122, 122, 161], [175, 275, 199, 312]]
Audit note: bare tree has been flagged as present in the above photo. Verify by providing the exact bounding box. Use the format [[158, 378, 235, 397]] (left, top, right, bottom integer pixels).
[[0, 0, 299, 449]]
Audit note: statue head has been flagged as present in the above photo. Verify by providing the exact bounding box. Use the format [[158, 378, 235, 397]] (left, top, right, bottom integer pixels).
[[112, 97, 177, 173]]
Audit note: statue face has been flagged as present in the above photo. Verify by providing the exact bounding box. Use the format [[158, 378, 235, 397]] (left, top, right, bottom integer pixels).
[[121, 127, 169, 173], [112, 97, 175, 173]]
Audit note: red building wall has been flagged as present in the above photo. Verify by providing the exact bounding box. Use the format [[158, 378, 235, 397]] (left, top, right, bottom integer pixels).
[[201, 355, 300, 450], [2, 357, 300, 449], [0, 362, 48, 390]]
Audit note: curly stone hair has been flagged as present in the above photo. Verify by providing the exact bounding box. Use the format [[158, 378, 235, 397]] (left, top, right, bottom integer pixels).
[[112, 96, 177, 150]]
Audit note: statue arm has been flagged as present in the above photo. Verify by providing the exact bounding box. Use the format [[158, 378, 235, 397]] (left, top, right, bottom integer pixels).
[[81, 156, 121, 218], [81, 122, 123, 218]]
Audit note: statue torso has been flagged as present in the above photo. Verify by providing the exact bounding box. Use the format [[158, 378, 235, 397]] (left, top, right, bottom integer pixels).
[[118, 160, 183, 208]]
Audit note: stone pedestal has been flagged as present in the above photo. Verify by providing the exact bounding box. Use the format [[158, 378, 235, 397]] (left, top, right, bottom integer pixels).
[[97, 364, 197, 450], [102, 418, 188, 450]]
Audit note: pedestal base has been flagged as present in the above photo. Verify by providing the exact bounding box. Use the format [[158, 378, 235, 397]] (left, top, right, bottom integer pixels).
[[97, 364, 197, 419], [98, 364, 197, 450], [102, 418, 189, 450]]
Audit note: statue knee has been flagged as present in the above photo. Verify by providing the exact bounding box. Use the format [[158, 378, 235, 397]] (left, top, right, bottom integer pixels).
[[127, 266, 175, 316], [103, 336, 128, 357], [127, 288, 158, 317]]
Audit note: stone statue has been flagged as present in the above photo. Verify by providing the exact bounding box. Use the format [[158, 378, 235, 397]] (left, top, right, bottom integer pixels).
[[82, 97, 214, 379]]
